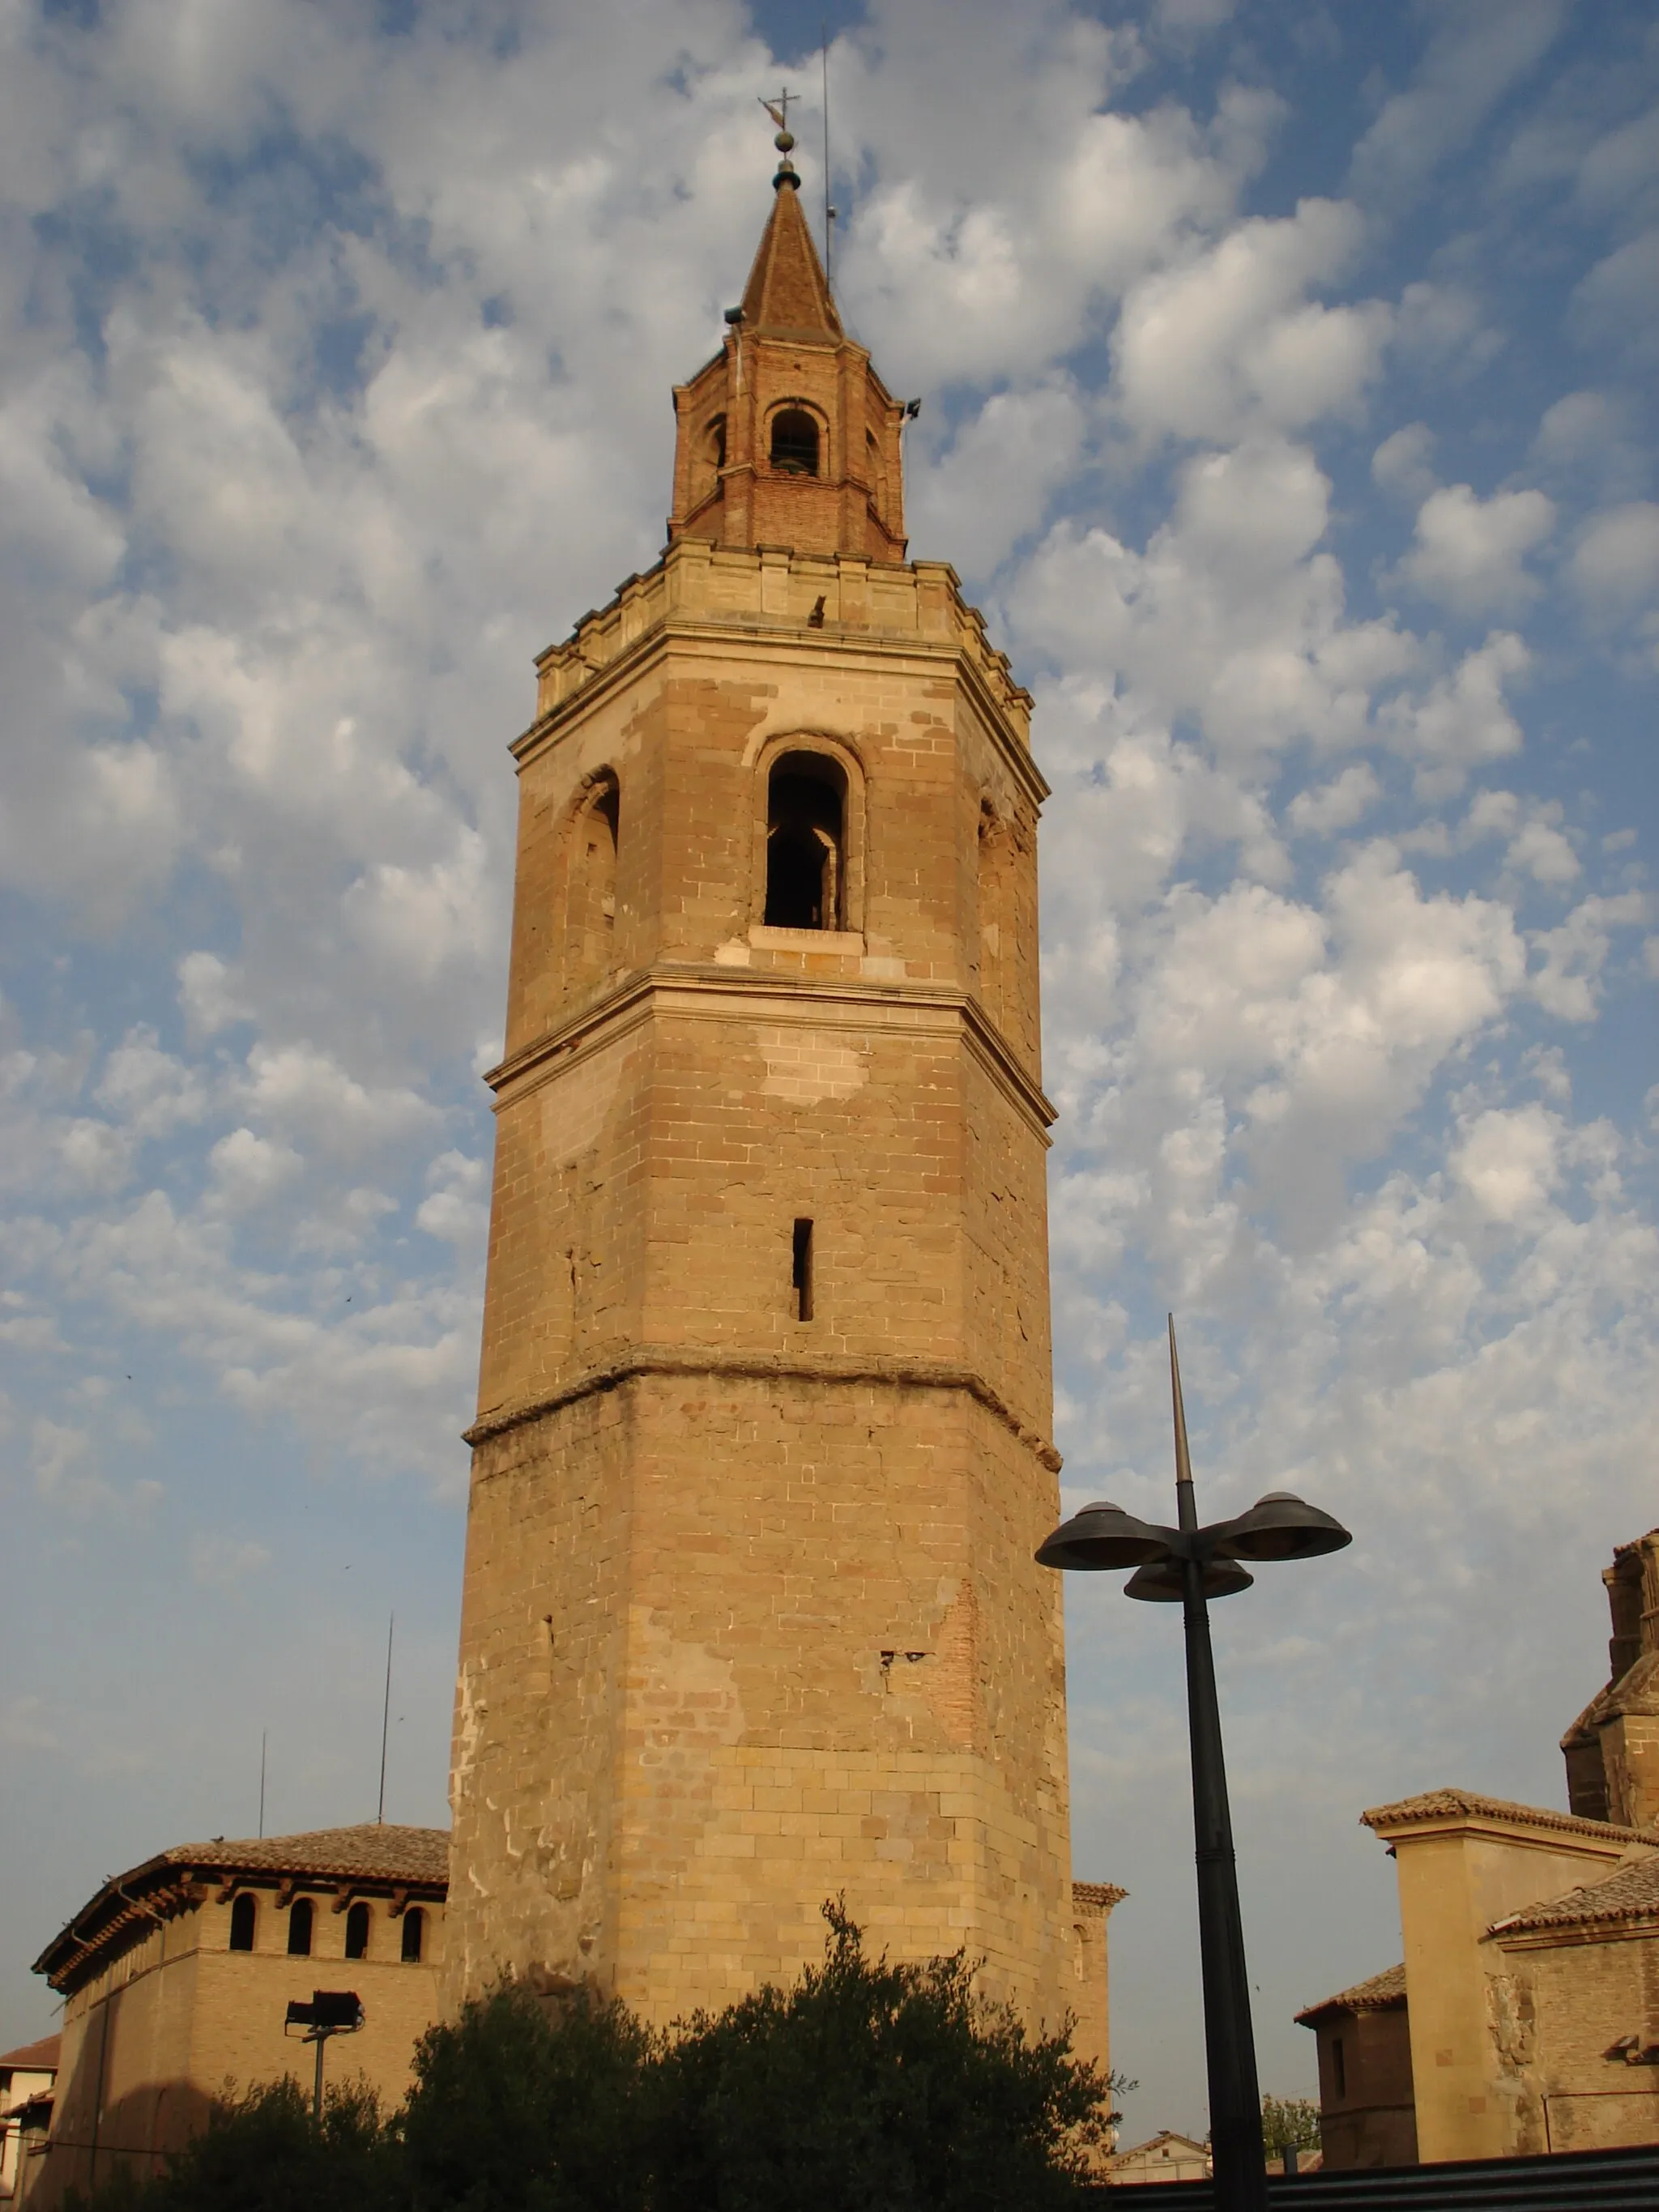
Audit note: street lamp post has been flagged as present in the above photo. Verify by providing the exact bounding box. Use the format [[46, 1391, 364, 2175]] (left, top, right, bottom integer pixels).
[[1036, 1319, 1350, 2212], [284, 1990, 365, 2120]]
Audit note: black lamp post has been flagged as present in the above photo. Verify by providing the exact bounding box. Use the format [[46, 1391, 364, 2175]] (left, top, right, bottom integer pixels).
[[284, 1990, 365, 2120], [1036, 1319, 1350, 2212]]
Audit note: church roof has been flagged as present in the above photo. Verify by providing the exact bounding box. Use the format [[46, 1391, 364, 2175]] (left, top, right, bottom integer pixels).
[[0, 2034, 60, 2074], [739, 173, 842, 343], [1361, 1786, 1649, 1845], [34, 1823, 448, 1993], [1489, 1849, 1659, 1938], [1295, 1962, 1406, 2025]]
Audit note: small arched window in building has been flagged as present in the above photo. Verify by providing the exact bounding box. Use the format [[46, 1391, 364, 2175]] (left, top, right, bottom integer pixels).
[[401, 1907, 425, 1964], [706, 415, 727, 471], [765, 754, 847, 931], [228, 1893, 257, 1952], [567, 776, 620, 987], [345, 1901, 371, 1961], [287, 1896, 313, 1958], [770, 408, 819, 477]]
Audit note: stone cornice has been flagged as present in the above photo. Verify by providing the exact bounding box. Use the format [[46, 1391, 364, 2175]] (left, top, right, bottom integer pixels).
[[465, 1345, 1061, 1473], [487, 965, 1056, 1139], [513, 541, 1047, 809]]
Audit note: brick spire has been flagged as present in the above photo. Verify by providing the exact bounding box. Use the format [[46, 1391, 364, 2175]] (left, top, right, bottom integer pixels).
[[667, 160, 906, 564], [739, 167, 843, 342]]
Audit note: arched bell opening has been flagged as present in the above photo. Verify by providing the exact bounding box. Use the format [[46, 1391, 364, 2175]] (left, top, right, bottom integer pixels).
[[769, 407, 820, 477], [765, 752, 847, 931]]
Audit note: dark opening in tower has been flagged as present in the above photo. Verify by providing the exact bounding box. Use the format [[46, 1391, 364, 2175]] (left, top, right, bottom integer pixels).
[[765, 753, 845, 930], [770, 407, 820, 476]]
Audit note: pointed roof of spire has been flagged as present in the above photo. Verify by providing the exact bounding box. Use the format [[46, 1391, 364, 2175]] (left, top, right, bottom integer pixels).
[[739, 173, 842, 343]]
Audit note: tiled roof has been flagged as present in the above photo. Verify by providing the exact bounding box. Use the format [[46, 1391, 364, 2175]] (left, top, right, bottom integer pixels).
[[1490, 1850, 1659, 1937], [0, 2035, 60, 2073], [34, 1824, 448, 1993], [158, 1825, 449, 1885], [1295, 1963, 1406, 2025], [1361, 1788, 1648, 1846], [1073, 1880, 1128, 1911]]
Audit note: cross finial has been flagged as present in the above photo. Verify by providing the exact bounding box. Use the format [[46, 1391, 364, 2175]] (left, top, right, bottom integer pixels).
[[760, 89, 797, 138]]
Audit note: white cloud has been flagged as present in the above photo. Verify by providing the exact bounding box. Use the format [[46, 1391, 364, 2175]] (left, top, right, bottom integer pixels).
[[908, 379, 1086, 577], [1530, 893, 1650, 1021], [1371, 423, 1436, 503], [1397, 484, 1556, 616], [1572, 503, 1659, 621], [1454, 1105, 1561, 1223], [1113, 199, 1389, 441], [1288, 765, 1381, 837], [1349, 0, 1567, 203], [1381, 632, 1529, 801], [189, 1533, 273, 1589]]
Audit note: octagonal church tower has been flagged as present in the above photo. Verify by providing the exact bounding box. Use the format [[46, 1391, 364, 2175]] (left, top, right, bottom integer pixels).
[[447, 140, 1107, 2048]]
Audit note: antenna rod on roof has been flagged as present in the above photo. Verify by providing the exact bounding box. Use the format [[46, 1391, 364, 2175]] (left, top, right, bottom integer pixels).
[[258, 1729, 267, 1839], [821, 26, 834, 284], [377, 1613, 394, 1825]]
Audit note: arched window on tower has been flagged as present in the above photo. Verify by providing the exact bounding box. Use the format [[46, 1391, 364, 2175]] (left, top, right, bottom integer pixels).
[[707, 415, 727, 472], [566, 774, 620, 988], [228, 1893, 257, 1952], [401, 1907, 425, 1963], [766, 754, 846, 931], [977, 799, 1015, 1034], [287, 1896, 313, 1958], [345, 1900, 371, 1960], [770, 408, 819, 476]]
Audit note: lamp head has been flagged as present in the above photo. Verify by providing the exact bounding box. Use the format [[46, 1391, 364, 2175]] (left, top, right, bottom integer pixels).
[[1212, 1490, 1351, 1563], [1035, 1500, 1177, 1573], [1124, 1556, 1255, 1603]]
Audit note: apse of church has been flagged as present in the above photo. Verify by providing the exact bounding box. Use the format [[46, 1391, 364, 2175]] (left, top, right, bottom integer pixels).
[[446, 126, 1108, 2048]]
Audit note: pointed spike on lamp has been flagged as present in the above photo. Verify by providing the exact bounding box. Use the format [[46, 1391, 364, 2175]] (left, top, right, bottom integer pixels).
[[1032, 1315, 1352, 2212]]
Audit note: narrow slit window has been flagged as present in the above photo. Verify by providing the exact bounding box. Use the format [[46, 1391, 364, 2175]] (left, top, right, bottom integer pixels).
[[401, 1907, 425, 1964], [1331, 2036, 1346, 2101], [287, 1896, 313, 1958], [228, 1894, 257, 1952], [345, 1900, 370, 1960], [791, 1218, 814, 1322]]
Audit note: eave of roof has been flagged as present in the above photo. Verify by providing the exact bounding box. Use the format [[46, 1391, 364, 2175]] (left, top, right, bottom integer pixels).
[[0, 2034, 60, 2072], [1295, 1962, 1406, 2025], [33, 1824, 448, 1993], [1489, 1848, 1659, 1938], [1361, 1787, 1648, 1847]]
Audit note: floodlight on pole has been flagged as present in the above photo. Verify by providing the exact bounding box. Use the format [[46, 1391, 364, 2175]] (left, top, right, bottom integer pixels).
[[284, 1990, 365, 2120], [1036, 1318, 1350, 2212]]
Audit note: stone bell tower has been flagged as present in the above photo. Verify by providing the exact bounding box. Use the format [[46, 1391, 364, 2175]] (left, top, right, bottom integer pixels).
[[446, 131, 1110, 2048]]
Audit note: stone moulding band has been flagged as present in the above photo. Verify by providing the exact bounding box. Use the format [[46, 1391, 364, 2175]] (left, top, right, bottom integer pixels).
[[463, 1346, 1063, 1473]]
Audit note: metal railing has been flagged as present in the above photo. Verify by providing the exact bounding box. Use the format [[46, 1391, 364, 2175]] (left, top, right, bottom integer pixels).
[[1095, 2140, 1659, 2208]]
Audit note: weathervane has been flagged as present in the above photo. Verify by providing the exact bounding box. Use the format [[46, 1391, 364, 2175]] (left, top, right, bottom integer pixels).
[[760, 88, 799, 186]]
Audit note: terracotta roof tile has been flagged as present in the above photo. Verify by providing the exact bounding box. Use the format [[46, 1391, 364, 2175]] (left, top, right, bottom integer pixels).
[[160, 1824, 448, 1885], [1073, 1880, 1128, 1911], [0, 2035, 59, 2073], [1490, 1850, 1659, 1937], [1361, 1788, 1648, 1846], [1295, 1963, 1405, 2025]]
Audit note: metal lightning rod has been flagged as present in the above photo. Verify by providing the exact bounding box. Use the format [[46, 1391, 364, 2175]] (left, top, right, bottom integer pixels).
[[376, 1613, 394, 1824]]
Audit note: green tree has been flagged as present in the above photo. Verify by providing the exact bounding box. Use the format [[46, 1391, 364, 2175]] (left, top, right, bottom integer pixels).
[[61, 2077, 394, 2212], [1260, 2093, 1321, 2156], [648, 1899, 1124, 2212], [400, 1979, 655, 2212]]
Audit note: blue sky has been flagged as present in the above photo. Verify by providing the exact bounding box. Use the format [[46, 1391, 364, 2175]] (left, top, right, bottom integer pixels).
[[2, 0, 1656, 2138]]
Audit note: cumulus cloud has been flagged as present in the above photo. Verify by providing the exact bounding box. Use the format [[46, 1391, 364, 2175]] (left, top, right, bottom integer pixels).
[[1112, 199, 1390, 441], [1397, 484, 1556, 616], [1349, 0, 1567, 204]]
